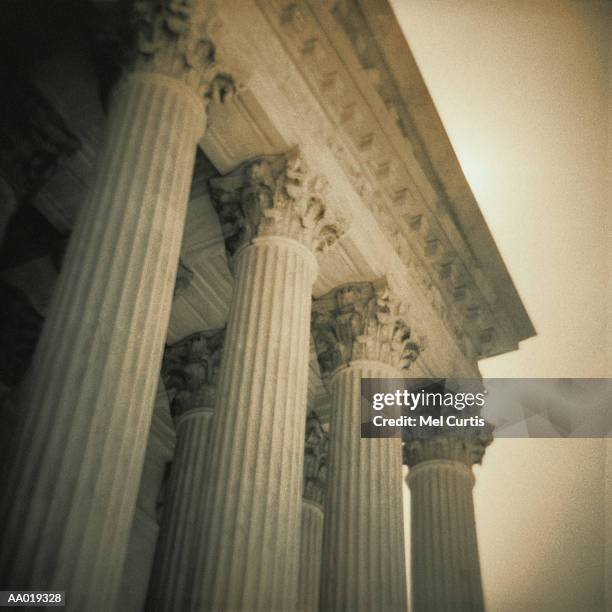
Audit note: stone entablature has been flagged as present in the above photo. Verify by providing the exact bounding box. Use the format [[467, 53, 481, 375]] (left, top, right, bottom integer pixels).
[[209, 148, 347, 257], [312, 278, 421, 377], [256, 0, 525, 361]]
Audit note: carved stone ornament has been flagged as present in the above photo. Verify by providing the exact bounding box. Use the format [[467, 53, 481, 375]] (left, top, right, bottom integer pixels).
[[303, 410, 328, 506], [311, 278, 422, 377], [161, 328, 225, 419], [402, 430, 493, 468], [209, 148, 347, 256], [128, 0, 234, 100], [401, 380, 493, 467]]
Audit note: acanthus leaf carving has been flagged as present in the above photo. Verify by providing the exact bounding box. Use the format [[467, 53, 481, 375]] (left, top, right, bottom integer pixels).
[[312, 277, 423, 377], [209, 148, 347, 257], [303, 410, 328, 506], [122, 0, 235, 101], [402, 432, 493, 468], [161, 328, 225, 420], [401, 380, 493, 467]]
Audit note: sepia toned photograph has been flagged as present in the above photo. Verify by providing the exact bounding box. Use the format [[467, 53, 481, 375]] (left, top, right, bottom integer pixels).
[[0, 1, 609, 610]]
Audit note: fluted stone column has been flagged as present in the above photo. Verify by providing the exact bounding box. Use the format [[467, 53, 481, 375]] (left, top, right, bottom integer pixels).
[[192, 150, 345, 611], [404, 422, 493, 612], [0, 3, 232, 609], [146, 329, 225, 611], [298, 411, 328, 612], [312, 279, 422, 612]]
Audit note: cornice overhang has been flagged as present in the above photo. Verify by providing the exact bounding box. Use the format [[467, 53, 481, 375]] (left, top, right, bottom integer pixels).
[[196, 0, 533, 380], [348, 0, 536, 348], [256, 0, 535, 359]]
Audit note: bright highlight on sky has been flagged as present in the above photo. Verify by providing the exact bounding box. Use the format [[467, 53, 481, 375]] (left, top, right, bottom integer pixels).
[[390, 2, 610, 610]]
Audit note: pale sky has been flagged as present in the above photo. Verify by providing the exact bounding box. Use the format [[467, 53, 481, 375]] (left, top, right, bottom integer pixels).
[[390, 2, 611, 610]]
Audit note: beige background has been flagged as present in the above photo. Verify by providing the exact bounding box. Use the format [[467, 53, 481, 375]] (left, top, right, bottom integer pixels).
[[390, 1, 611, 610]]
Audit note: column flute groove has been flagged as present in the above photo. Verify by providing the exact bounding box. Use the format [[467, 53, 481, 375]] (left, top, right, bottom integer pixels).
[[312, 279, 422, 612], [191, 150, 346, 611], [404, 407, 493, 612], [0, 2, 233, 609], [146, 330, 225, 612]]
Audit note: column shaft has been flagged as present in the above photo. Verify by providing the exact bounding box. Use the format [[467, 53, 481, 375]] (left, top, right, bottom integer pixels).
[[408, 460, 484, 612], [147, 407, 214, 611], [320, 362, 408, 612], [0, 73, 204, 611], [298, 499, 324, 612], [195, 237, 316, 610]]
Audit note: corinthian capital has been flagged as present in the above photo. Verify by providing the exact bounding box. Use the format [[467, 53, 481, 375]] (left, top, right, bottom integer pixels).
[[402, 432, 493, 468], [401, 381, 493, 467], [312, 278, 422, 377], [162, 328, 225, 419], [303, 411, 328, 506], [209, 148, 347, 256], [128, 0, 234, 100]]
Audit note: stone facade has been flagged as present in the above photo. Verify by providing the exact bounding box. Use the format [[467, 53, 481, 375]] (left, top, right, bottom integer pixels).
[[0, 1, 533, 611]]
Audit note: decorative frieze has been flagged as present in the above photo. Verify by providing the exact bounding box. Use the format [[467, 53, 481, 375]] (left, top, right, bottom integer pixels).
[[161, 328, 224, 419], [312, 278, 421, 377], [303, 410, 328, 506], [258, 0, 515, 361], [209, 148, 347, 257]]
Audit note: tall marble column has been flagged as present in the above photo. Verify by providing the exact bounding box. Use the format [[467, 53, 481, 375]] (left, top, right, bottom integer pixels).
[[146, 329, 224, 612], [192, 150, 346, 610], [404, 416, 493, 612], [298, 411, 328, 612], [0, 3, 232, 609], [312, 279, 421, 612]]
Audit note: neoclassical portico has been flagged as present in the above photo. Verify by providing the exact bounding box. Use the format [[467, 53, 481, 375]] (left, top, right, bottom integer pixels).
[[0, 1, 535, 611]]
